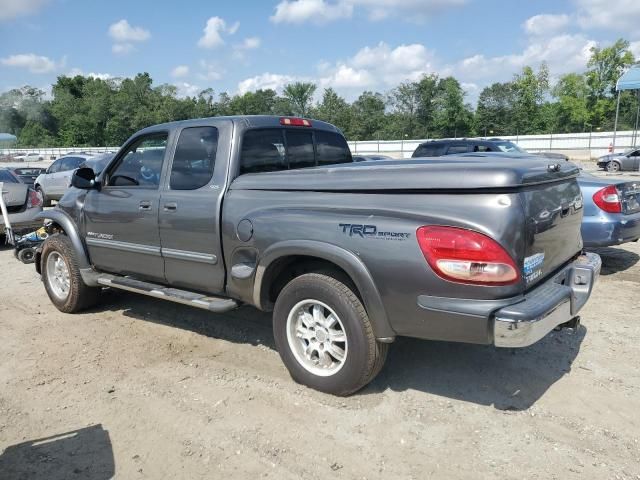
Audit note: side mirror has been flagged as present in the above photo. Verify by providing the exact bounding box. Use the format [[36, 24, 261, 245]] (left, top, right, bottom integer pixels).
[[71, 167, 98, 190]]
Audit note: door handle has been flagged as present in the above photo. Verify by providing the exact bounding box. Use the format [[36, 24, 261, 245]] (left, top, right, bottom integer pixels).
[[139, 201, 151, 211], [164, 202, 177, 212]]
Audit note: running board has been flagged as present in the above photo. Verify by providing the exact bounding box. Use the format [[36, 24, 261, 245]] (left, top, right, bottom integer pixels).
[[96, 274, 240, 313]]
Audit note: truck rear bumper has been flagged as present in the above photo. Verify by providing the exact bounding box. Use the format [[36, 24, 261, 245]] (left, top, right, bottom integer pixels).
[[493, 252, 601, 348]]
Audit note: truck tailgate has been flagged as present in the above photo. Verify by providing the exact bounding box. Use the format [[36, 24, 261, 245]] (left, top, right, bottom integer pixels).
[[520, 179, 583, 287]]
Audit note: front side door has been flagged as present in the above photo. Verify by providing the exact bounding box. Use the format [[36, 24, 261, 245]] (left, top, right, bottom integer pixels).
[[83, 132, 170, 282], [158, 123, 230, 294], [629, 150, 640, 171]]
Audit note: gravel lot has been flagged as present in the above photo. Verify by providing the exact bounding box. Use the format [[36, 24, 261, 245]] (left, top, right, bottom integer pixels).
[[1, 238, 639, 479]]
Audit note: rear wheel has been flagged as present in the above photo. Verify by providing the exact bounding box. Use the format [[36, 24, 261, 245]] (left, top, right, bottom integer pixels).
[[273, 273, 388, 396], [606, 161, 621, 172], [41, 234, 100, 313]]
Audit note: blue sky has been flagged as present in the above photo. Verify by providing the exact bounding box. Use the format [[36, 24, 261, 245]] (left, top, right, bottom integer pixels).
[[1, 0, 639, 102]]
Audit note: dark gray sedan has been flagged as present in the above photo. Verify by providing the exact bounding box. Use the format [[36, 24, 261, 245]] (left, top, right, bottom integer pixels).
[[597, 148, 640, 172]]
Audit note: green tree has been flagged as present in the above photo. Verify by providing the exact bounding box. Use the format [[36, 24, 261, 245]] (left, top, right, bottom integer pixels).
[[586, 39, 635, 99], [433, 77, 472, 137], [282, 82, 317, 117], [349, 91, 386, 140], [312, 88, 352, 134]]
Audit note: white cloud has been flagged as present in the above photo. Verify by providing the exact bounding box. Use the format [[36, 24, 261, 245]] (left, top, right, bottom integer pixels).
[[174, 82, 201, 98], [236, 37, 261, 50], [0, 53, 61, 73], [0, 0, 49, 21], [237, 73, 297, 94], [68, 68, 112, 80], [630, 41, 640, 59], [271, 0, 353, 24], [575, 0, 640, 33], [112, 43, 135, 55], [171, 65, 190, 78], [198, 60, 224, 81], [108, 19, 150, 55], [108, 19, 150, 42], [198, 16, 239, 49], [454, 34, 596, 82], [270, 0, 466, 24], [523, 13, 570, 37], [319, 64, 374, 88]]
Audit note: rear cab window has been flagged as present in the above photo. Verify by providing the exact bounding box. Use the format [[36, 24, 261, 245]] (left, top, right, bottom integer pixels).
[[412, 144, 447, 157], [239, 128, 351, 175]]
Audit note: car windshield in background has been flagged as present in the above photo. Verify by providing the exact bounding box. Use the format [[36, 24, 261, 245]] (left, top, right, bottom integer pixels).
[[494, 141, 526, 153], [0, 169, 19, 183], [14, 168, 44, 175]]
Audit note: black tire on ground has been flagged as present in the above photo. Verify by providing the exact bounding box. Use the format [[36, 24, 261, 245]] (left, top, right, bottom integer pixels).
[[41, 234, 100, 313], [17, 247, 36, 264], [36, 186, 51, 207], [273, 272, 388, 396]]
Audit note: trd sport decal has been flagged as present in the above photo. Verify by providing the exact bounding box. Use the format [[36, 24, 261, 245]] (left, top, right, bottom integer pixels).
[[339, 224, 410, 240]]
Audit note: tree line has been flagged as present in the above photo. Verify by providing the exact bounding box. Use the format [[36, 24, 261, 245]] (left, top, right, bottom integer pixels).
[[1, 38, 639, 148]]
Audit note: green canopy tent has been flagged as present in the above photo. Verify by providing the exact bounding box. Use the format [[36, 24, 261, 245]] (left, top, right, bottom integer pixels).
[[613, 63, 640, 150]]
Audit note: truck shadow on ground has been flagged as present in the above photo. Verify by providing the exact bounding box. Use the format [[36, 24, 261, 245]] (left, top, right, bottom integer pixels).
[[98, 289, 585, 411], [366, 328, 586, 410], [0, 424, 114, 480], [588, 246, 639, 275]]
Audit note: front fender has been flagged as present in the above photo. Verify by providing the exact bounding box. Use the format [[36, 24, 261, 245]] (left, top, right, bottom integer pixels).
[[254, 240, 395, 340], [37, 209, 91, 270]]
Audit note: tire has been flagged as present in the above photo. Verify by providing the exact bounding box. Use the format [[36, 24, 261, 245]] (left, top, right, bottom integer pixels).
[[41, 234, 100, 313], [273, 273, 388, 396], [607, 161, 621, 172], [17, 247, 36, 264], [36, 186, 51, 207]]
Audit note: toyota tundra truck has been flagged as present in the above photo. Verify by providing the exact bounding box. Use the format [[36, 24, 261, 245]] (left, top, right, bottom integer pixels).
[[35, 115, 601, 395]]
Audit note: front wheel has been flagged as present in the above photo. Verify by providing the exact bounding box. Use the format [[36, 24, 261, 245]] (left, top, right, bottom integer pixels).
[[607, 161, 621, 172], [36, 186, 51, 207], [273, 273, 388, 396], [41, 234, 100, 313]]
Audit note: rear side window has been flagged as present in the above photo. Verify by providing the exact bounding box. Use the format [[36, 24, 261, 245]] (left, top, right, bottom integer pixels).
[[170, 127, 218, 190], [240, 130, 286, 174], [316, 131, 352, 166], [0, 170, 18, 183], [413, 144, 446, 157], [446, 145, 469, 154], [240, 128, 352, 175], [60, 157, 82, 171]]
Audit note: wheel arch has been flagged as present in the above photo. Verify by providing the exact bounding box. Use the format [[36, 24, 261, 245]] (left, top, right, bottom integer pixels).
[[36, 210, 91, 271], [254, 240, 395, 341]]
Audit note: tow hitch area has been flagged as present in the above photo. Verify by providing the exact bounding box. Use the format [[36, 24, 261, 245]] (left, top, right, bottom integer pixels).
[[555, 316, 581, 332]]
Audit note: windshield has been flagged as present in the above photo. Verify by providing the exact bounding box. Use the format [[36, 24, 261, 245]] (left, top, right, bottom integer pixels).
[[494, 141, 527, 153]]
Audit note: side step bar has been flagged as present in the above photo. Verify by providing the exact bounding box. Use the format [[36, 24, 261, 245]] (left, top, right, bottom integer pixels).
[[96, 274, 240, 313]]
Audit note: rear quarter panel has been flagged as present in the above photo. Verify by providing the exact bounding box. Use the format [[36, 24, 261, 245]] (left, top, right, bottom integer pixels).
[[222, 189, 528, 343]]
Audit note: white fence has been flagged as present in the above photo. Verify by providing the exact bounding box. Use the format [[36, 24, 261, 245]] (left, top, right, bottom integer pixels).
[[2, 129, 640, 162], [348, 130, 640, 160]]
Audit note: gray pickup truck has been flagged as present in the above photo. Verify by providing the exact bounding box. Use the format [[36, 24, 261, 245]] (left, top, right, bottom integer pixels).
[[35, 116, 601, 395]]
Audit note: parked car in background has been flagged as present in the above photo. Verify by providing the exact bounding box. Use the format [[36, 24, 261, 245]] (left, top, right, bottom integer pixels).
[[353, 154, 394, 162], [34, 154, 93, 206], [597, 148, 640, 172], [11, 167, 47, 188], [80, 153, 115, 176], [0, 168, 43, 236], [12, 152, 44, 162], [578, 173, 640, 247], [412, 139, 568, 161]]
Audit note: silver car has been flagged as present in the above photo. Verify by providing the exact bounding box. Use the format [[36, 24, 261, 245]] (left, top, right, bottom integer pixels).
[[34, 154, 93, 206], [0, 168, 43, 235], [597, 148, 640, 172]]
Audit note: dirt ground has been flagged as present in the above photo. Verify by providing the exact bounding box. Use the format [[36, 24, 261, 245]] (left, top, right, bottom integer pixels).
[[1, 241, 639, 480]]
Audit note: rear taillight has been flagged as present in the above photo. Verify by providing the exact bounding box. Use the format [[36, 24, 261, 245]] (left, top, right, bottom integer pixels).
[[280, 117, 312, 127], [27, 188, 42, 209], [416, 226, 519, 286], [592, 185, 621, 213]]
